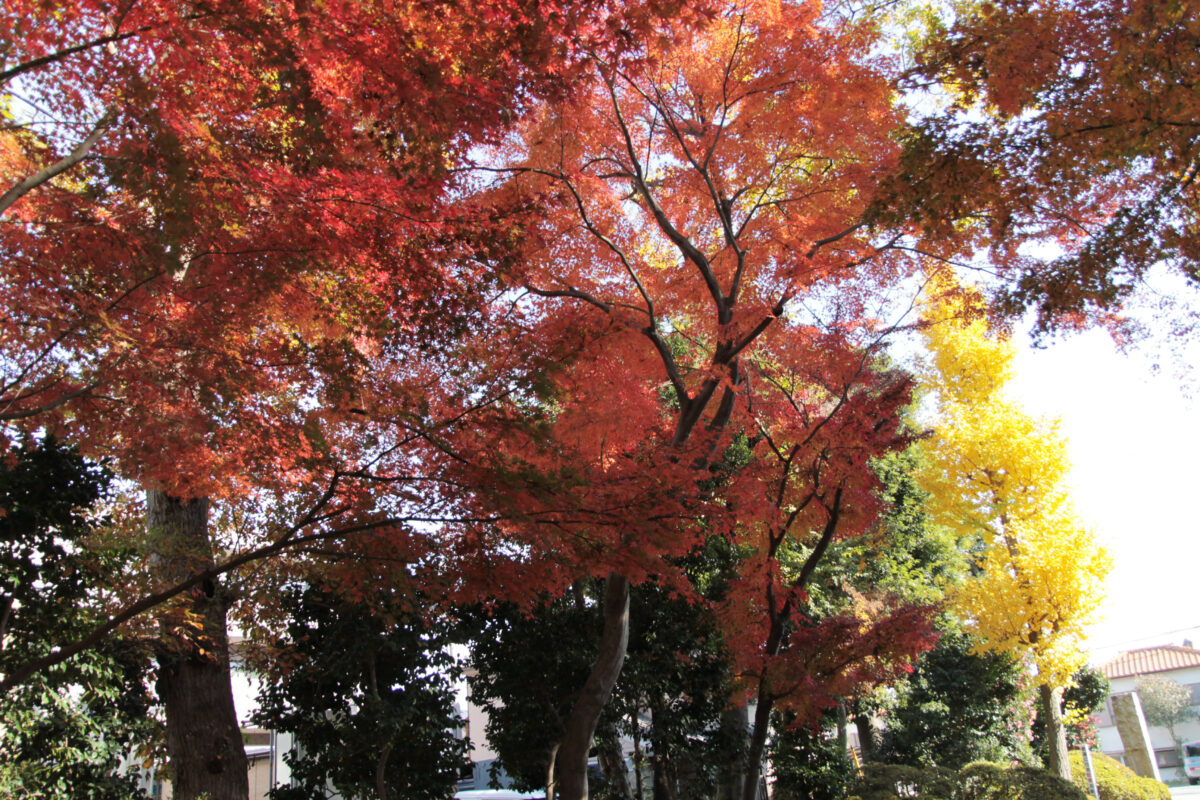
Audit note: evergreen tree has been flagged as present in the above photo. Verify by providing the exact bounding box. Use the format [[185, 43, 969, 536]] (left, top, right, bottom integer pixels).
[[880, 628, 1033, 769], [0, 437, 154, 800], [769, 709, 853, 800], [254, 585, 465, 800]]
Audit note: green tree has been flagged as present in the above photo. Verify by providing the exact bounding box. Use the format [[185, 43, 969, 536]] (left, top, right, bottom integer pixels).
[[804, 446, 966, 763], [462, 594, 600, 796], [879, 628, 1032, 770], [1137, 675, 1196, 757], [616, 580, 743, 800], [769, 709, 853, 800], [0, 437, 155, 799], [463, 575, 741, 800], [253, 585, 465, 800]]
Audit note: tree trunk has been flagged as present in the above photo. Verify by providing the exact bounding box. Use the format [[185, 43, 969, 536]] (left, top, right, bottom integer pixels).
[[545, 742, 560, 800], [598, 734, 633, 799], [1040, 683, 1071, 781], [649, 701, 674, 800], [632, 714, 645, 800], [716, 704, 749, 800], [148, 491, 248, 800], [854, 711, 877, 763], [652, 756, 673, 800], [556, 572, 631, 800], [741, 689, 774, 800]]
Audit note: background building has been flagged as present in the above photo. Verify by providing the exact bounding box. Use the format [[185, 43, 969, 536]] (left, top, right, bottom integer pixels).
[[1095, 643, 1200, 782]]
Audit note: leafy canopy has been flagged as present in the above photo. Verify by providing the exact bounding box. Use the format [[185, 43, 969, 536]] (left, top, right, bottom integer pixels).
[[918, 273, 1112, 687]]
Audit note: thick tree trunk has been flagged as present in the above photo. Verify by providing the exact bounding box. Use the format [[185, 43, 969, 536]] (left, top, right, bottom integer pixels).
[[148, 491, 248, 800], [556, 572, 631, 800], [854, 711, 877, 763], [716, 704, 749, 800], [1041, 683, 1071, 781]]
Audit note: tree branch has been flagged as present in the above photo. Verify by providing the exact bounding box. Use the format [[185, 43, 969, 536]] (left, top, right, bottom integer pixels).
[[0, 107, 116, 217]]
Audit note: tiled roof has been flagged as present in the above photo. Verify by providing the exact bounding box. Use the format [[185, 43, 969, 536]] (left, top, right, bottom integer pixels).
[[1100, 645, 1200, 679]]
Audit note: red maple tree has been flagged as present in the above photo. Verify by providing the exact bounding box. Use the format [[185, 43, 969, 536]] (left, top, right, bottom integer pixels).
[[443, 2, 943, 796], [1, 2, 709, 797]]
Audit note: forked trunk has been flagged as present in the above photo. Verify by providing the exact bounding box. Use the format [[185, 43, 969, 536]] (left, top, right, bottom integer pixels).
[[1040, 683, 1071, 781], [556, 572, 631, 800], [148, 491, 248, 800]]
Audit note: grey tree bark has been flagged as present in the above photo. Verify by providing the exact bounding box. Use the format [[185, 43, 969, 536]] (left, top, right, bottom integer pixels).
[[147, 491, 248, 800], [854, 711, 878, 763], [1041, 683, 1072, 781], [555, 572, 631, 800]]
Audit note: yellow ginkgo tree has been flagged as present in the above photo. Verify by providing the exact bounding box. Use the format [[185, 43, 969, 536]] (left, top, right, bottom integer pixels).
[[917, 273, 1112, 781]]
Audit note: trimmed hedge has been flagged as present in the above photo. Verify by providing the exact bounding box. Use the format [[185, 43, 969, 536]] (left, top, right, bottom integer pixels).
[[958, 762, 1088, 800], [1068, 751, 1170, 800], [848, 762, 1089, 800], [850, 764, 958, 800]]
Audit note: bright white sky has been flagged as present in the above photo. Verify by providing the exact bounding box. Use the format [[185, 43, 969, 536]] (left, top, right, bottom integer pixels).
[[1006, 320, 1200, 667]]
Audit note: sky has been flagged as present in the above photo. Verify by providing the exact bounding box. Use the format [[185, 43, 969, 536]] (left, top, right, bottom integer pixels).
[[1006, 319, 1200, 667]]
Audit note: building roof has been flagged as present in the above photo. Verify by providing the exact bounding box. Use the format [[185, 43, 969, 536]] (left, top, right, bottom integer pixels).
[[1100, 645, 1200, 680]]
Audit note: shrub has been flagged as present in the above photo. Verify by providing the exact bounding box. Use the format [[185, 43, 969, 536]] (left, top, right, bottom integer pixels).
[[848, 762, 1091, 800], [1067, 751, 1170, 800], [958, 761, 1088, 800], [849, 764, 957, 800]]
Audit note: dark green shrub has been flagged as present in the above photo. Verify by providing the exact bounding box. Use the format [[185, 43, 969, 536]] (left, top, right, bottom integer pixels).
[[849, 764, 957, 800], [849, 762, 1092, 800], [958, 761, 1088, 800], [1067, 751, 1170, 800], [880, 631, 1032, 770]]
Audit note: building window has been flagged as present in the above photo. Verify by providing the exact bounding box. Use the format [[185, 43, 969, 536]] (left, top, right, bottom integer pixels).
[[1187, 683, 1200, 706], [1156, 747, 1183, 769]]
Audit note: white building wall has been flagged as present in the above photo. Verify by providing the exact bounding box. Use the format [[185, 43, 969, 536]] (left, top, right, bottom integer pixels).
[[1095, 665, 1200, 782]]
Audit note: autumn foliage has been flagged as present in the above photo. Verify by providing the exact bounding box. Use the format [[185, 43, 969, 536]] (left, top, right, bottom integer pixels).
[[442, 2, 947, 794], [917, 273, 1112, 779], [0, 0, 711, 499], [0, 0, 1170, 797], [888, 0, 1200, 333]]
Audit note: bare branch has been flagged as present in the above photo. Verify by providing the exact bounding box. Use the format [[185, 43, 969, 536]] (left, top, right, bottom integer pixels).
[[0, 107, 116, 217], [598, 64, 728, 320]]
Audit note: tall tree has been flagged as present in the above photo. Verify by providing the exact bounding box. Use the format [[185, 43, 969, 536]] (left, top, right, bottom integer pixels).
[[1, 2, 708, 797], [448, 1, 963, 794], [917, 274, 1113, 780]]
